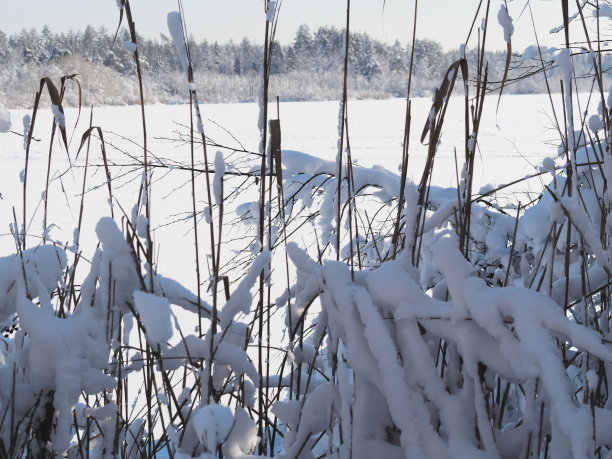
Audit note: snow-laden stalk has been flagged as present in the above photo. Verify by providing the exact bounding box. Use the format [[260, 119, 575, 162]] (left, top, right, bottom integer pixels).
[[336, 0, 351, 262]]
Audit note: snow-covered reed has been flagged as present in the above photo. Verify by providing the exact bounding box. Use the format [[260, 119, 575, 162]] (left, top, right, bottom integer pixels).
[[2, 1, 612, 458]]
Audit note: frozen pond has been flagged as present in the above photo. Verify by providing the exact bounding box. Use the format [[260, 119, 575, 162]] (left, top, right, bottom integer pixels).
[[0, 93, 577, 289]]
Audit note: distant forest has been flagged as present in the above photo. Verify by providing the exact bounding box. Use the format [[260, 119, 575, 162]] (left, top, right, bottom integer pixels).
[[0, 24, 608, 107]]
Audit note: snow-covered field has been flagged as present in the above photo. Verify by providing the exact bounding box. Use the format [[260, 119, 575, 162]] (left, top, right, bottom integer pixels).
[[0, 94, 564, 288]]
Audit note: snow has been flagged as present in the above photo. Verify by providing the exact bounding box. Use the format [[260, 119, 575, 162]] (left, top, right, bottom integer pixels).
[[594, 3, 612, 18], [22, 114, 30, 149], [213, 150, 226, 206], [0, 1, 609, 457], [225, 407, 259, 458], [589, 113, 602, 132], [555, 48, 573, 83], [195, 103, 205, 134], [133, 291, 173, 348], [214, 340, 259, 387], [519, 44, 540, 64], [497, 4, 514, 43], [220, 250, 271, 328], [51, 103, 65, 129], [121, 40, 137, 52], [542, 156, 556, 174], [136, 214, 148, 239], [167, 11, 189, 76], [95, 217, 140, 312], [0, 245, 66, 322], [266, 0, 277, 22], [0, 90, 610, 457], [191, 404, 234, 452], [0, 105, 11, 133], [204, 205, 212, 224]]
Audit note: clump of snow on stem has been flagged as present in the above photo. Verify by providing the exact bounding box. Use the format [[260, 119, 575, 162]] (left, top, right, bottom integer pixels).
[[589, 114, 602, 132], [136, 214, 148, 239], [51, 104, 65, 129], [22, 114, 30, 149], [266, 0, 277, 22], [167, 11, 189, 76], [519, 44, 539, 64], [214, 150, 226, 206], [133, 291, 173, 349], [497, 4, 514, 43], [220, 251, 271, 328], [555, 48, 573, 83], [192, 404, 234, 452], [121, 40, 137, 52], [593, 2, 612, 18]]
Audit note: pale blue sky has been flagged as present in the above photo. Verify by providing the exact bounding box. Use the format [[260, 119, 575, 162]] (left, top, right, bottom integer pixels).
[[0, 0, 585, 52]]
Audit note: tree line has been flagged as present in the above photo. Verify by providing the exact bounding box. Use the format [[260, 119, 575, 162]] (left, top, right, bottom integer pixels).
[[0, 24, 605, 107]]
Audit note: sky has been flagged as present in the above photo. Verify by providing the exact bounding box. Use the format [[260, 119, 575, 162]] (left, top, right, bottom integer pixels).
[[0, 0, 590, 53]]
